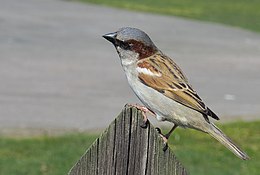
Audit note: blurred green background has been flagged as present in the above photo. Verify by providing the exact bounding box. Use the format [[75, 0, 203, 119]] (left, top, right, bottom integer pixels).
[[0, 121, 259, 175], [80, 0, 260, 32]]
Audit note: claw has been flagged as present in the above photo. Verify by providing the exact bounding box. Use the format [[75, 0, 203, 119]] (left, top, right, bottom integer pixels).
[[155, 127, 169, 151], [162, 143, 168, 152], [155, 125, 178, 152], [140, 119, 149, 128], [139, 110, 149, 128], [155, 127, 162, 134], [126, 103, 154, 128]]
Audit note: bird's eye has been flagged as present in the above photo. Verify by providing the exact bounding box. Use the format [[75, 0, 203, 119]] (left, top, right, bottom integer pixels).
[[119, 41, 131, 50]]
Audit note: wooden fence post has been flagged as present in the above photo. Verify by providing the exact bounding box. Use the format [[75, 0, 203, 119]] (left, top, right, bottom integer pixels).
[[68, 106, 188, 175]]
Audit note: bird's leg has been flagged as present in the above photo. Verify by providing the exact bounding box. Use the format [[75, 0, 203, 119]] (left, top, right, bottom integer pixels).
[[126, 103, 155, 128], [165, 124, 178, 139], [155, 124, 178, 151]]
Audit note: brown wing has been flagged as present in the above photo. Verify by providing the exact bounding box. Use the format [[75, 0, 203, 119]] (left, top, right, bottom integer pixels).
[[137, 53, 219, 120]]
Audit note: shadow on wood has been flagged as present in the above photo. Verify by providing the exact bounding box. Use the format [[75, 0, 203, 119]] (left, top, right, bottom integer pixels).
[[68, 106, 188, 175]]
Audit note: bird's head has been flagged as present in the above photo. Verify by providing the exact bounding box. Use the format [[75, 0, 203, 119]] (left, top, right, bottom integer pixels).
[[103, 27, 158, 66]]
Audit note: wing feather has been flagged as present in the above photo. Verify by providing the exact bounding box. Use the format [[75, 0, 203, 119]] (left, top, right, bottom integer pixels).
[[137, 53, 219, 120]]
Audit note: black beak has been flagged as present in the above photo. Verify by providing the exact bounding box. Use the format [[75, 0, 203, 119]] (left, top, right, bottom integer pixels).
[[102, 32, 117, 45]]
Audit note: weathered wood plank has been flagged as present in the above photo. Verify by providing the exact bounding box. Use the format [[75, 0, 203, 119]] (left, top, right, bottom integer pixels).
[[68, 106, 188, 175]]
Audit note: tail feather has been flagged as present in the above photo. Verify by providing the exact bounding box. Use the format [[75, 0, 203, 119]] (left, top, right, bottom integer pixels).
[[207, 123, 249, 160]]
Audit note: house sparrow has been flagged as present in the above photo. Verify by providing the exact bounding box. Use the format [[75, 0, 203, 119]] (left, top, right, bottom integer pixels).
[[103, 27, 249, 160]]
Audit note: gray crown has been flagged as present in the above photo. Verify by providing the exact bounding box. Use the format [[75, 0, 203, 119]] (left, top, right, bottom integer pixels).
[[116, 27, 155, 47]]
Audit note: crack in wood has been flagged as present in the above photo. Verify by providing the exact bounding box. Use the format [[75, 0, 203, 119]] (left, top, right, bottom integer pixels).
[[68, 106, 188, 175]]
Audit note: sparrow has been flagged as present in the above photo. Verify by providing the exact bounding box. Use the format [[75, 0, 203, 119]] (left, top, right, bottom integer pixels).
[[103, 27, 249, 160]]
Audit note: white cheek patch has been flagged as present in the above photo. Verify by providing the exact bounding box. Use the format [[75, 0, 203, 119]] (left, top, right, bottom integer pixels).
[[122, 59, 135, 66], [117, 46, 139, 66], [136, 67, 162, 77]]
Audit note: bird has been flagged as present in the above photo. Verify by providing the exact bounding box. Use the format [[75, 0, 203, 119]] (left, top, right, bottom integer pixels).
[[103, 27, 249, 160]]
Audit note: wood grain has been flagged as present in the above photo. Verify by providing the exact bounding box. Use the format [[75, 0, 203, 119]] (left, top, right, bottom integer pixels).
[[68, 106, 187, 175]]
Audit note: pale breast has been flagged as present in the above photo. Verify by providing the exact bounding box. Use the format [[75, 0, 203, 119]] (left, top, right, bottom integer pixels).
[[124, 68, 204, 127]]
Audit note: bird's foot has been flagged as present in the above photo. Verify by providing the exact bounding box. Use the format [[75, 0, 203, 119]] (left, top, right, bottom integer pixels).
[[126, 103, 154, 128], [155, 127, 169, 151]]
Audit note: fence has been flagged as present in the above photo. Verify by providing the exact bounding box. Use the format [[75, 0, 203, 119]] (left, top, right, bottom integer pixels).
[[68, 106, 187, 175]]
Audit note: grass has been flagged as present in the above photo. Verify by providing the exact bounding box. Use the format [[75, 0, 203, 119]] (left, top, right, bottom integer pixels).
[[170, 121, 259, 175], [0, 134, 97, 175], [79, 0, 260, 32], [0, 121, 259, 175]]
